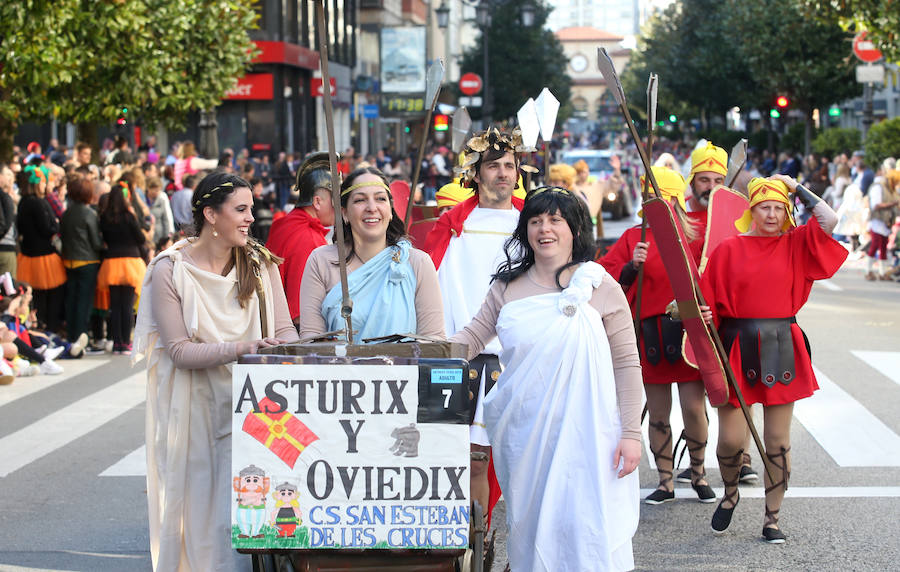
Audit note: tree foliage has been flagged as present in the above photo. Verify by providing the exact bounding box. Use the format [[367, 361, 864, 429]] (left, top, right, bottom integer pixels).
[[865, 117, 900, 167], [0, 0, 258, 161], [621, 0, 766, 130], [812, 127, 862, 158], [459, 0, 572, 125], [800, 0, 898, 63]]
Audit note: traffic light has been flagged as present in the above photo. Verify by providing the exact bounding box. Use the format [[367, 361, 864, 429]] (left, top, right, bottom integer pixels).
[[433, 114, 449, 132], [117, 106, 128, 125], [775, 96, 789, 109], [668, 114, 677, 123], [770, 109, 781, 118], [828, 106, 841, 117]]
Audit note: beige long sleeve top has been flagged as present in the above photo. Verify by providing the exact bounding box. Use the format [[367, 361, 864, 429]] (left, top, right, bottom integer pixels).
[[450, 269, 644, 441], [150, 249, 299, 368], [298, 243, 446, 340]]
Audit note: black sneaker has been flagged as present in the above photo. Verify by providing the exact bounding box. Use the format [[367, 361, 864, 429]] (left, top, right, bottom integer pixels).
[[739, 465, 760, 484], [762, 526, 786, 544], [710, 495, 740, 534], [692, 482, 717, 503], [644, 489, 675, 505], [675, 468, 692, 483]]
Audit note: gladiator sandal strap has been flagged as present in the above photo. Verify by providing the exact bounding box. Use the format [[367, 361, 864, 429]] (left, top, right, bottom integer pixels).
[[764, 505, 781, 528], [675, 430, 709, 483], [717, 449, 744, 507], [742, 452, 752, 467], [764, 446, 792, 494], [648, 420, 674, 487]]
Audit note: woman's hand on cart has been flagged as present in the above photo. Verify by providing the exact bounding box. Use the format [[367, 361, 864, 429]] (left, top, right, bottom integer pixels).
[[614, 438, 641, 478]]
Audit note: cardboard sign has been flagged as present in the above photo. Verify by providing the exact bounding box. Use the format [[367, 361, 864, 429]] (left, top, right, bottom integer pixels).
[[231, 363, 470, 550]]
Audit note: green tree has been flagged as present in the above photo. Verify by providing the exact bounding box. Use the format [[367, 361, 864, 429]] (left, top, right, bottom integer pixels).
[[622, 0, 766, 130], [865, 117, 900, 167], [800, 0, 899, 63], [0, 0, 258, 161], [726, 0, 862, 155], [812, 127, 862, 158], [458, 1, 572, 125]]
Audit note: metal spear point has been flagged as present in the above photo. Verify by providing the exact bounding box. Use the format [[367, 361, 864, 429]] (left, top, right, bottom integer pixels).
[[596, 47, 776, 485], [407, 59, 445, 226], [451, 107, 472, 154], [725, 138, 748, 188], [315, 0, 352, 341]]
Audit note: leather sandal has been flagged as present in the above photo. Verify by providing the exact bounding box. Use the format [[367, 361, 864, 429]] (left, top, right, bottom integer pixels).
[[711, 450, 743, 534], [645, 421, 675, 505]]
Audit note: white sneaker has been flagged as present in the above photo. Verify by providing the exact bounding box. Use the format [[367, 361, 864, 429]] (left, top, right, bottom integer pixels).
[[69, 333, 89, 358], [39, 359, 64, 375], [43, 346, 66, 361], [104, 339, 114, 353]]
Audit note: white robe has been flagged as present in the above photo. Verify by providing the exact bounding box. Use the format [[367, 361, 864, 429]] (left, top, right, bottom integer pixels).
[[135, 241, 275, 572], [485, 262, 639, 572]]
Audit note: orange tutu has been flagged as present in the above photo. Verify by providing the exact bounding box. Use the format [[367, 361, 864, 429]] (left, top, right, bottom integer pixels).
[[97, 257, 147, 296], [17, 253, 66, 290]]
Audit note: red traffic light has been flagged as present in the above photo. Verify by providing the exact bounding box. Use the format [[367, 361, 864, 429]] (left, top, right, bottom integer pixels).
[[775, 96, 789, 108], [433, 114, 449, 132]]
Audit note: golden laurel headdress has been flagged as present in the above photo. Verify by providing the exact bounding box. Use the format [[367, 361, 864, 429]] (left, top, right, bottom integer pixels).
[[455, 127, 538, 188]]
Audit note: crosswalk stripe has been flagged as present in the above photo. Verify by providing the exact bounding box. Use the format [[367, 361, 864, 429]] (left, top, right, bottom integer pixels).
[[639, 486, 900, 499], [100, 445, 146, 477], [816, 279, 843, 291], [793, 366, 900, 467], [851, 350, 900, 387], [0, 358, 111, 408], [0, 372, 146, 478]]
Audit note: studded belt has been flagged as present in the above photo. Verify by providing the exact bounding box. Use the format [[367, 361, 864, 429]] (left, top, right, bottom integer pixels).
[[640, 315, 685, 366], [718, 317, 802, 388]]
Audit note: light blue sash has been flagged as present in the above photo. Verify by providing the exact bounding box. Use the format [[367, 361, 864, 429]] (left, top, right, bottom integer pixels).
[[322, 240, 417, 342]]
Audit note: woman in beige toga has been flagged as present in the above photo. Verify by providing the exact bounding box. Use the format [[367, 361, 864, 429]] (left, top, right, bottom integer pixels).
[[134, 172, 299, 571]]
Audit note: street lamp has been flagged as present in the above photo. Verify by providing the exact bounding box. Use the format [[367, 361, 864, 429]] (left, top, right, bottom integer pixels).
[[435, 1, 450, 29]]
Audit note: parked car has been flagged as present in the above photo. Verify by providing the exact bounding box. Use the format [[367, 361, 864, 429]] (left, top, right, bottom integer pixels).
[[559, 149, 631, 220]]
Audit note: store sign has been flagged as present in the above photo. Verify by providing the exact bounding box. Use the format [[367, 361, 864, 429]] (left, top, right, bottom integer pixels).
[[311, 77, 337, 97], [231, 363, 470, 550], [224, 74, 274, 101], [254, 41, 319, 70]]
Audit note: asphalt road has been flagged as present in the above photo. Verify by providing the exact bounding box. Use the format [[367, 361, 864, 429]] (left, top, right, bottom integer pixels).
[[0, 214, 897, 571]]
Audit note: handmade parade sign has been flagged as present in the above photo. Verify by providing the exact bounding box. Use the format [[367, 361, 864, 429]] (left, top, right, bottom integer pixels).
[[232, 363, 471, 551]]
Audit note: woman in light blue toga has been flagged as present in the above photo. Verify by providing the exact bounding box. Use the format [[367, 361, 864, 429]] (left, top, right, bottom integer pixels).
[[298, 167, 445, 341]]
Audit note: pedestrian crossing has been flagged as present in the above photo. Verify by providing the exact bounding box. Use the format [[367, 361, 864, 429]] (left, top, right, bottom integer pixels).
[[1, 352, 899, 497]]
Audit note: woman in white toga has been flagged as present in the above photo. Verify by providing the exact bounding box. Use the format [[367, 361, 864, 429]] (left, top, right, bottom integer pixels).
[[451, 186, 643, 571]]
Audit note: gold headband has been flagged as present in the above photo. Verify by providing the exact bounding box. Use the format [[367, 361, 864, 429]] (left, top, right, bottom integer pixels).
[[341, 180, 391, 197], [192, 181, 235, 210], [527, 186, 571, 199]]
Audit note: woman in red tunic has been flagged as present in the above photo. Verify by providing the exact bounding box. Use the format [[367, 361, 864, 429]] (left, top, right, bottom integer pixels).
[[600, 166, 716, 505], [703, 175, 846, 543]]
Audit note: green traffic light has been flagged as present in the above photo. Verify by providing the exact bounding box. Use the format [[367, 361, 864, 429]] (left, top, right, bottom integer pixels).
[[657, 121, 665, 127], [668, 114, 677, 123], [770, 109, 781, 118], [828, 107, 841, 117]]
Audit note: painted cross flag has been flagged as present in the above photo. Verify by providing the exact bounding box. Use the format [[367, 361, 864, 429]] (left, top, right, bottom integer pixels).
[[242, 397, 319, 468]]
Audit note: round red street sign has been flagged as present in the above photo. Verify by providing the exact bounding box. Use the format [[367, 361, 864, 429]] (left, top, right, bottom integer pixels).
[[459, 73, 483, 96], [853, 32, 883, 63]]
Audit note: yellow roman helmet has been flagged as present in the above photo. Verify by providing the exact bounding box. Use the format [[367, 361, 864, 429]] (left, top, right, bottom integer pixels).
[[687, 142, 728, 184], [546, 163, 578, 189], [735, 178, 796, 233], [638, 166, 687, 215], [435, 180, 473, 210]]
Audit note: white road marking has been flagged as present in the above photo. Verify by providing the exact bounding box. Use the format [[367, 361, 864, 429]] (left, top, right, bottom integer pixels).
[[100, 445, 146, 477], [851, 350, 900, 387], [792, 366, 900, 467], [639, 486, 900, 499], [0, 372, 146, 478], [0, 358, 111, 408], [816, 279, 842, 291]]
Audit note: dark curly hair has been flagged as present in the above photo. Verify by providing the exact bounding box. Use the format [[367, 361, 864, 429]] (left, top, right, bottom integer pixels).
[[493, 186, 594, 288]]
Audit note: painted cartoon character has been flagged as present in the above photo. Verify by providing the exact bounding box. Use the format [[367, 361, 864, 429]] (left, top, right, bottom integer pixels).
[[233, 464, 270, 538], [389, 423, 420, 457], [270, 482, 303, 537]]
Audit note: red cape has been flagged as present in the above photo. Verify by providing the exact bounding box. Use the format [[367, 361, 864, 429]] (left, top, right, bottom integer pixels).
[[423, 194, 525, 269], [265, 208, 329, 320]]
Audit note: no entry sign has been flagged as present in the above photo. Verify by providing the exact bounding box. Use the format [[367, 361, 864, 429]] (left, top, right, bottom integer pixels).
[[853, 32, 883, 63], [459, 73, 482, 96]]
